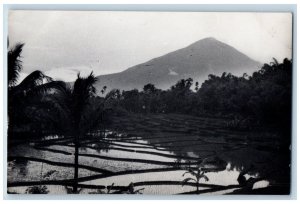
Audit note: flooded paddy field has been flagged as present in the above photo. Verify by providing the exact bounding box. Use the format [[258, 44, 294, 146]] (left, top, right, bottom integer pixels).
[[7, 113, 290, 195]]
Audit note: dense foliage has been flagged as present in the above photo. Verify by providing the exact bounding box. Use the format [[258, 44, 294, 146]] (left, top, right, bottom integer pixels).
[[105, 58, 292, 133], [7, 43, 65, 138]]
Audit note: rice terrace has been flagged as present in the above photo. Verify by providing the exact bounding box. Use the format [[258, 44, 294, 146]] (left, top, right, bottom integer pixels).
[[7, 11, 292, 195]]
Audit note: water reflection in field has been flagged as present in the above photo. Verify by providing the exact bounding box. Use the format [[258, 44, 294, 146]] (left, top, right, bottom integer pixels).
[[8, 114, 289, 194]]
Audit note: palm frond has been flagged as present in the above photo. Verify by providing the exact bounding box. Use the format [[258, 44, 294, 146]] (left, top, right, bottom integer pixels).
[[188, 168, 198, 177], [182, 169, 197, 177], [8, 43, 25, 86], [182, 171, 190, 177], [40, 94, 73, 132], [28, 81, 66, 97], [86, 72, 98, 94], [72, 72, 98, 115], [182, 178, 196, 186], [73, 72, 93, 90], [200, 175, 209, 182], [271, 58, 279, 66], [16, 70, 52, 93]]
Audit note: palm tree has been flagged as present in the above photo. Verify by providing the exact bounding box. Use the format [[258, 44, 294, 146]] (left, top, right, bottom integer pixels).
[[182, 161, 209, 194], [8, 42, 24, 87], [46, 72, 102, 192], [7, 42, 65, 136]]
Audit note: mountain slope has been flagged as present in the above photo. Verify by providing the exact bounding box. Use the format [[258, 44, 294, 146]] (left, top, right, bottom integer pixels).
[[95, 37, 261, 93]]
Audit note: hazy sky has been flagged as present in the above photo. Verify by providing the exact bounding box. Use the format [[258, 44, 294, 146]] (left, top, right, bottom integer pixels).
[[8, 11, 292, 82]]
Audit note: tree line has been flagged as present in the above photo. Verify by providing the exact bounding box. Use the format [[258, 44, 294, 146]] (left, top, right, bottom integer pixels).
[[104, 58, 292, 132]]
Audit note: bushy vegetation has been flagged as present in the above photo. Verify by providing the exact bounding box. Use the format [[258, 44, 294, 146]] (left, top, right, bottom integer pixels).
[[104, 58, 292, 133], [25, 185, 49, 194]]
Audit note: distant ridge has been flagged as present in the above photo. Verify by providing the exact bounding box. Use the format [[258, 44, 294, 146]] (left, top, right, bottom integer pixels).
[[94, 37, 261, 94]]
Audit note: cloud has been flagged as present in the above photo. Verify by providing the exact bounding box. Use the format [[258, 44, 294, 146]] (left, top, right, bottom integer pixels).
[[44, 66, 94, 82], [14, 66, 94, 85]]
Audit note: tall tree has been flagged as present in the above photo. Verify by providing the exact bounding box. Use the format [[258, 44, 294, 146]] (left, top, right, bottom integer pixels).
[[7, 42, 64, 135], [47, 72, 100, 192]]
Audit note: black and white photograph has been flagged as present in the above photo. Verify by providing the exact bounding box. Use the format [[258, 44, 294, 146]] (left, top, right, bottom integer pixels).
[[6, 10, 293, 195]]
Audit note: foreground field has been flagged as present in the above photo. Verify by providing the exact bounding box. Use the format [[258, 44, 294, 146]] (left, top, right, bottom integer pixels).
[[7, 113, 290, 195]]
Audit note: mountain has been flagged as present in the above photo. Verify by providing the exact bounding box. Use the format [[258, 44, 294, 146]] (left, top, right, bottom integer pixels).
[[95, 37, 261, 94]]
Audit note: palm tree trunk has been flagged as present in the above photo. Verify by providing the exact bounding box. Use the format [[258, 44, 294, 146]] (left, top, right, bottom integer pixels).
[[73, 135, 79, 193]]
